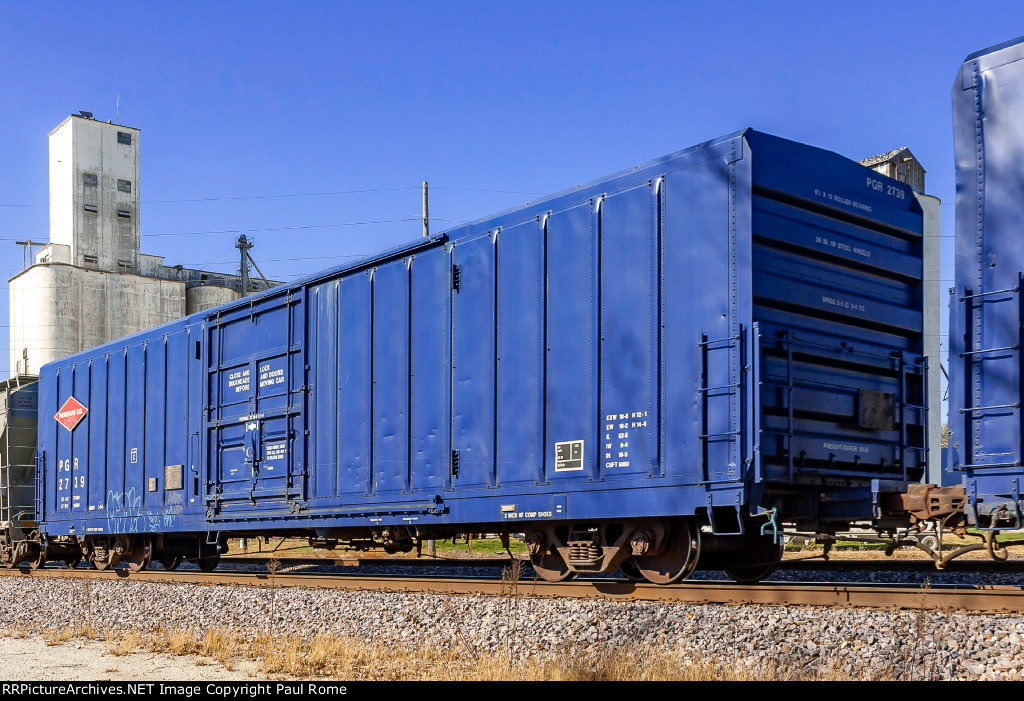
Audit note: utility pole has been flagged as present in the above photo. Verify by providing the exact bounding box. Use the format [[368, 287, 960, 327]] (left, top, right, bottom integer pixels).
[[236, 234, 253, 295], [422, 180, 429, 238]]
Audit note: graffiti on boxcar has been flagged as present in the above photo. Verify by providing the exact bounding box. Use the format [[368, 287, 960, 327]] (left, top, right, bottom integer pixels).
[[105, 487, 183, 533], [106, 488, 143, 533]]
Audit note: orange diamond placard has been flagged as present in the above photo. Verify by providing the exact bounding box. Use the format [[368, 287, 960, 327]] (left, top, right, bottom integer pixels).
[[55, 396, 88, 431]]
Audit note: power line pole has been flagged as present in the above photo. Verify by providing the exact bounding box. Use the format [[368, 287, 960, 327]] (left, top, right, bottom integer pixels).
[[422, 180, 429, 238]]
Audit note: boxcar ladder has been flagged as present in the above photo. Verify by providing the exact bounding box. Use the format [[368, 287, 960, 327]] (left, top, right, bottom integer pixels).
[[957, 274, 1023, 472], [698, 326, 747, 486]]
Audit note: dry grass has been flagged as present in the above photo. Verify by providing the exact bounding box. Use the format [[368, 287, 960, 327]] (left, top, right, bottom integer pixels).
[[9, 623, 915, 681], [108, 630, 144, 656], [42, 627, 75, 646], [42, 620, 100, 646]]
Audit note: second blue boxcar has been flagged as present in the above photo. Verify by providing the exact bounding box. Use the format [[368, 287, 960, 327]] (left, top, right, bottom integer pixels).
[[36, 129, 927, 582], [949, 36, 1024, 534]]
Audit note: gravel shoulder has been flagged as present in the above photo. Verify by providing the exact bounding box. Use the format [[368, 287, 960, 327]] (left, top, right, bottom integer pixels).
[[0, 635, 263, 681], [1, 574, 1022, 680]]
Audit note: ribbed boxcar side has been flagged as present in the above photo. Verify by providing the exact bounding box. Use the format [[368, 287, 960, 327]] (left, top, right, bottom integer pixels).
[[949, 37, 1024, 528], [37, 320, 209, 568], [190, 137, 752, 545], [35, 129, 927, 578]]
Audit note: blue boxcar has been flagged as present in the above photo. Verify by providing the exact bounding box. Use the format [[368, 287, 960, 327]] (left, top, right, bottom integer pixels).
[[949, 36, 1024, 529], [36, 129, 926, 581]]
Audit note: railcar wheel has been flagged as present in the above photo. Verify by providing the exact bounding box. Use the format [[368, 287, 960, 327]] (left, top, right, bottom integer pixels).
[[125, 537, 152, 572], [634, 520, 700, 585], [20, 533, 47, 569], [525, 533, 575, 582], [530, 552, 575, 582], [64, 557, 82, 570], [528, 532, 577, 581], [160, 556, 182, 571], [618, 558, 645, 582], [197, 555, 220, 572], [721, 535, 784, 584]]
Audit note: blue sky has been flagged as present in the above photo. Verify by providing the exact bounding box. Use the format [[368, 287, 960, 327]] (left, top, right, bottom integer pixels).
[[1, 1, 1023, 386]]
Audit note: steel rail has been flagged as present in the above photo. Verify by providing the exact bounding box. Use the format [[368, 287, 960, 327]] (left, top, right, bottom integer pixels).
[[3, 567, 1024, 613], [781, 558, 1024, 574], [218, 555, 1024, 575]]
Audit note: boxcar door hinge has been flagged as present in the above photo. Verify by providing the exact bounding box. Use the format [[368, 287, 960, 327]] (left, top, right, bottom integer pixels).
[[451, 264, 461, 291], [450, 450, 460, 477]]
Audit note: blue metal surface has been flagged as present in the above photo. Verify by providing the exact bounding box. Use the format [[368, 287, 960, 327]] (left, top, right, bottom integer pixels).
[[35, 129, 925, 541], [37, 319, 202, 536], [950, 36, 1024, 526]]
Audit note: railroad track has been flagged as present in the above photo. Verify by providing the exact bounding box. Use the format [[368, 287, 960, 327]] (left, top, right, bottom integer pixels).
[[216, 555, 1024, 575], [4, 564, 1024, 613]]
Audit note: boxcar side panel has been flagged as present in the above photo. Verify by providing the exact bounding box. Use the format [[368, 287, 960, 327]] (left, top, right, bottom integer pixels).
[[599, 182, 657, 480], [309, 279, 339, 502], [105, 351, 127, 524], [145, 338, 166, 512], [495, 218, 544, 488], [186, 320, 205, 519], [51, 367, 74, 516], [123, 345, 146, 523], [662, 155, 736, 486], [87, 358, 107, 512], [337, 273, 372, 498], [409, 247, 450, 495], [545, 202, 596, 485], [37, 367, 55, 522], [372, 261, 411, 496], [452, 234, 496, 492], [71, 363, 90, 514]]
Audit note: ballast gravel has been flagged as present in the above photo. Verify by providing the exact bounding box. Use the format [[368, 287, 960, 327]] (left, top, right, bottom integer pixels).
[[0, 574, 1022, 680]]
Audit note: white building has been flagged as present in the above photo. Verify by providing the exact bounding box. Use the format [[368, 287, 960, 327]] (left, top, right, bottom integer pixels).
[[9, 114, 275, 375]]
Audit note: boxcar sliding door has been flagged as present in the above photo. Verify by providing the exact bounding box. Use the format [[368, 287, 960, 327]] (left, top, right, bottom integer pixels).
[[204, 292, 308, 516]]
